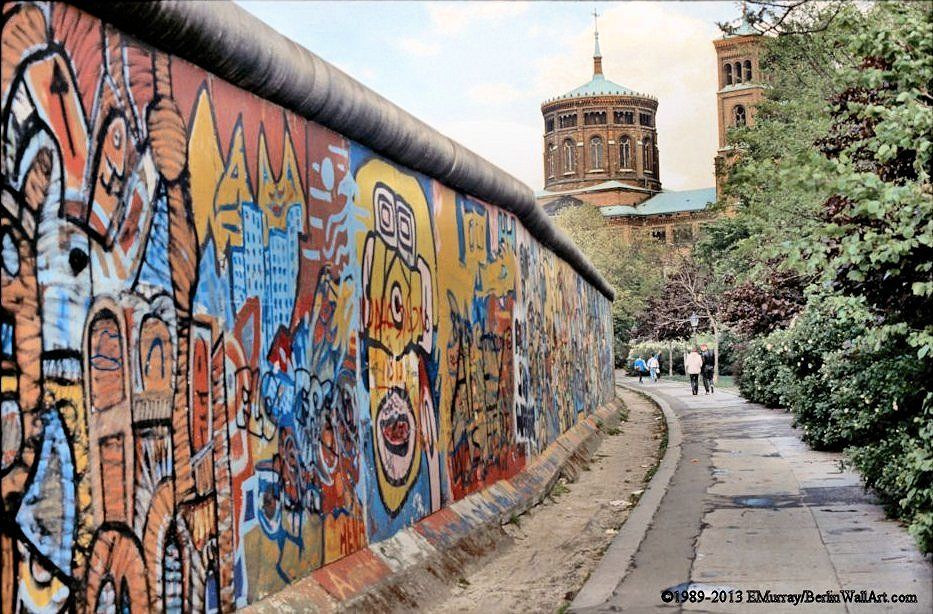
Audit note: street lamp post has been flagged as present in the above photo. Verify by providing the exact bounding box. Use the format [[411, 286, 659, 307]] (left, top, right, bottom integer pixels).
[[689, 311, 699, 350]]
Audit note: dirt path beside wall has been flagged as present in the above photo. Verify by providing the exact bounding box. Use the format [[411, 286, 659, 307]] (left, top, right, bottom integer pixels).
[[426, 389, 664, 613]]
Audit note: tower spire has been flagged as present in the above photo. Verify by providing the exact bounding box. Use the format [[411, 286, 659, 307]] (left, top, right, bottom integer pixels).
[[592, 8, 603, 76]]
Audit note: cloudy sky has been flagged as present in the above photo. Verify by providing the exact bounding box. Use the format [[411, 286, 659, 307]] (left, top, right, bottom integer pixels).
[[237, 1, 744, 191]]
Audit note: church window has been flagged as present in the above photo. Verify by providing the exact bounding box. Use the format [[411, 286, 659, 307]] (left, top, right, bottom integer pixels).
[[744, 60, 753, 82], [734, 61, 743, 83], [547, 143, 556, 178], [590, 137, 604, 169], [650, 227, 667, 243], [545, 116, 554, 132], [619, 137, 631, 169], [563, 139, 576, 173], [559, 114, 577, 129], [639, 113, 653, 127], [584, 111, 607, 126], [643, 137, 654, 173], [725, 63, 733, 86], [614, 110, 634, 125], [674, 225, 694, 245], [733, 105, 746, 127], [614, 110, 635, 124]]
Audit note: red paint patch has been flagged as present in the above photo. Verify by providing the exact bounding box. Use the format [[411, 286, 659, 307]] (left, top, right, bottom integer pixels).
[[310, 548, 391, 601]]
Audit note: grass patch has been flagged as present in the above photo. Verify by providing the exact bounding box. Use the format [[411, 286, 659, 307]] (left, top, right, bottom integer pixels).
[[557, 602, 570, 614], [457, 577, 471, 588], [550, 481, 570, 498], [643, 408, 669, 484], [606, 426, 621, 436], [507, 513, 521, 527]]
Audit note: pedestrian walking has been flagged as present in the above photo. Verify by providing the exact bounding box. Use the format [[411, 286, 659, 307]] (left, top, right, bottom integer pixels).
[[633, 355, 648, 383], [684, 347, 703, 395], [647, 354, 660, 383], [700, 343, 715, 394]]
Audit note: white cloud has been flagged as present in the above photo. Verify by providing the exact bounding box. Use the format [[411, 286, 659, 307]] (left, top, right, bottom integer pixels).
[[427, 2, 531, 36], [397, 37, 441, 57], [467, 82, 527, 105]]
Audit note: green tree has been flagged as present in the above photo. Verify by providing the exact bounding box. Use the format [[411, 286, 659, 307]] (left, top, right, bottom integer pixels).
[[553, 205, 664, 360]]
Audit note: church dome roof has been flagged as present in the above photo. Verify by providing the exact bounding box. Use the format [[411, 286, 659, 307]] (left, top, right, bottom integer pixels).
[[542, 13, 655, 105], [557, 74, 637, 99]]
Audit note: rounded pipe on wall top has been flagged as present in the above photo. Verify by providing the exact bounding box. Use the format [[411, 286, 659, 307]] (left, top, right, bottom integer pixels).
[[74, 0, 614, 300]]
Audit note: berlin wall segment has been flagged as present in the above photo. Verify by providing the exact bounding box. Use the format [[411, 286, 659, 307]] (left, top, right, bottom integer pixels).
[[0, 2, 615, 612]]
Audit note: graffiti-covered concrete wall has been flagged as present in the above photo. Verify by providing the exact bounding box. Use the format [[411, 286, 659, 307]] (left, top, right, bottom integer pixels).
[[0, 2, 614, 611]]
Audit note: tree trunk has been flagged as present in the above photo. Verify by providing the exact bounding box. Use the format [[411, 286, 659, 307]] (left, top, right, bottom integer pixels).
[[712, 320, 720, 384], [668, 342, 673, 376]]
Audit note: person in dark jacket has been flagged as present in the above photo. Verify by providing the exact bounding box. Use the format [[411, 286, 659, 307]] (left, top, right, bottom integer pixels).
[[700, 343, 715, 394]]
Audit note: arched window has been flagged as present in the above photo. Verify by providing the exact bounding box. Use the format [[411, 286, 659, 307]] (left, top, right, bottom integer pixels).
[[563, 139, 575, 173], [190, 332, 211, 452], [733, 105, 747, 127], [89, 311, 125, 412], [643, 137, 653, 173], [744, 60, 753, 82], [95, 579, 115, 614], [546, 143, 556, 178], [163, 531, 183, 613], [590, 137, 603, 170], [120, 579, 132, 614], [619, 137, 631, 169], [724, 63, 733, 86], [139, 316, 173, 393], [734, 62, 744, 84]]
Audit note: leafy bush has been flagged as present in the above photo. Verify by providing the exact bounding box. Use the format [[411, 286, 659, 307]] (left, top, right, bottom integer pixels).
[[736, 333, 795, 408], [847, 410, 933, 554], [736, 298, 865, 419]]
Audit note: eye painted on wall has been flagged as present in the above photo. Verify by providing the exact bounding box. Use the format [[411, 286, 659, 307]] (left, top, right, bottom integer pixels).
[[0, 230, 19, 276], [69, 247, 89, 275], [395, 197, 415, 267], [374, 183, 397, 246]]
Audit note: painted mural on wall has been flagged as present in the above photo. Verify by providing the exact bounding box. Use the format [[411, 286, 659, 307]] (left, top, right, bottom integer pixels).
[[0, 2, 614, 611]]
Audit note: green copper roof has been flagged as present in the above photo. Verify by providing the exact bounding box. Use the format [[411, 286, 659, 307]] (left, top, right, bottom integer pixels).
[[726, 10, 760, 37], [551, 73, 639, 101], [728, 21, 758, 37], [600, 187, 716, 217]]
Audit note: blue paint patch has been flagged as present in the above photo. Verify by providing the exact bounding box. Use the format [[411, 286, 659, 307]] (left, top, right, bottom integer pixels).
[[16, 410, 75, 574]]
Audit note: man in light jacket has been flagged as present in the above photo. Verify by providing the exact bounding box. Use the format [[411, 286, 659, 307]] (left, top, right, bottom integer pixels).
[[647, 354, 660, 383], [684, 348, 703, 396]]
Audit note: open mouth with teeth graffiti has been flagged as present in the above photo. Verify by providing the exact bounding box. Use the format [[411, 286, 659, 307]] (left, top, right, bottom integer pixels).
[[375, 387, 416, 487]]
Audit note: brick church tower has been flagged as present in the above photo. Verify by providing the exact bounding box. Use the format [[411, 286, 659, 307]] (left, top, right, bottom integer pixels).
[[538, 13, 661, 213], [713, 9, 765, 199]]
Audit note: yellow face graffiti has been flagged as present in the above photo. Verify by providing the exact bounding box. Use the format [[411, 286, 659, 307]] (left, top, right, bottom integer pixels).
[[356, 158, 437, 514]]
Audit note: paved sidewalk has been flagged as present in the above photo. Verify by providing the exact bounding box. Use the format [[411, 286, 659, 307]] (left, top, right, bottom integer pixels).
[[573, 376, 932, 613]]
